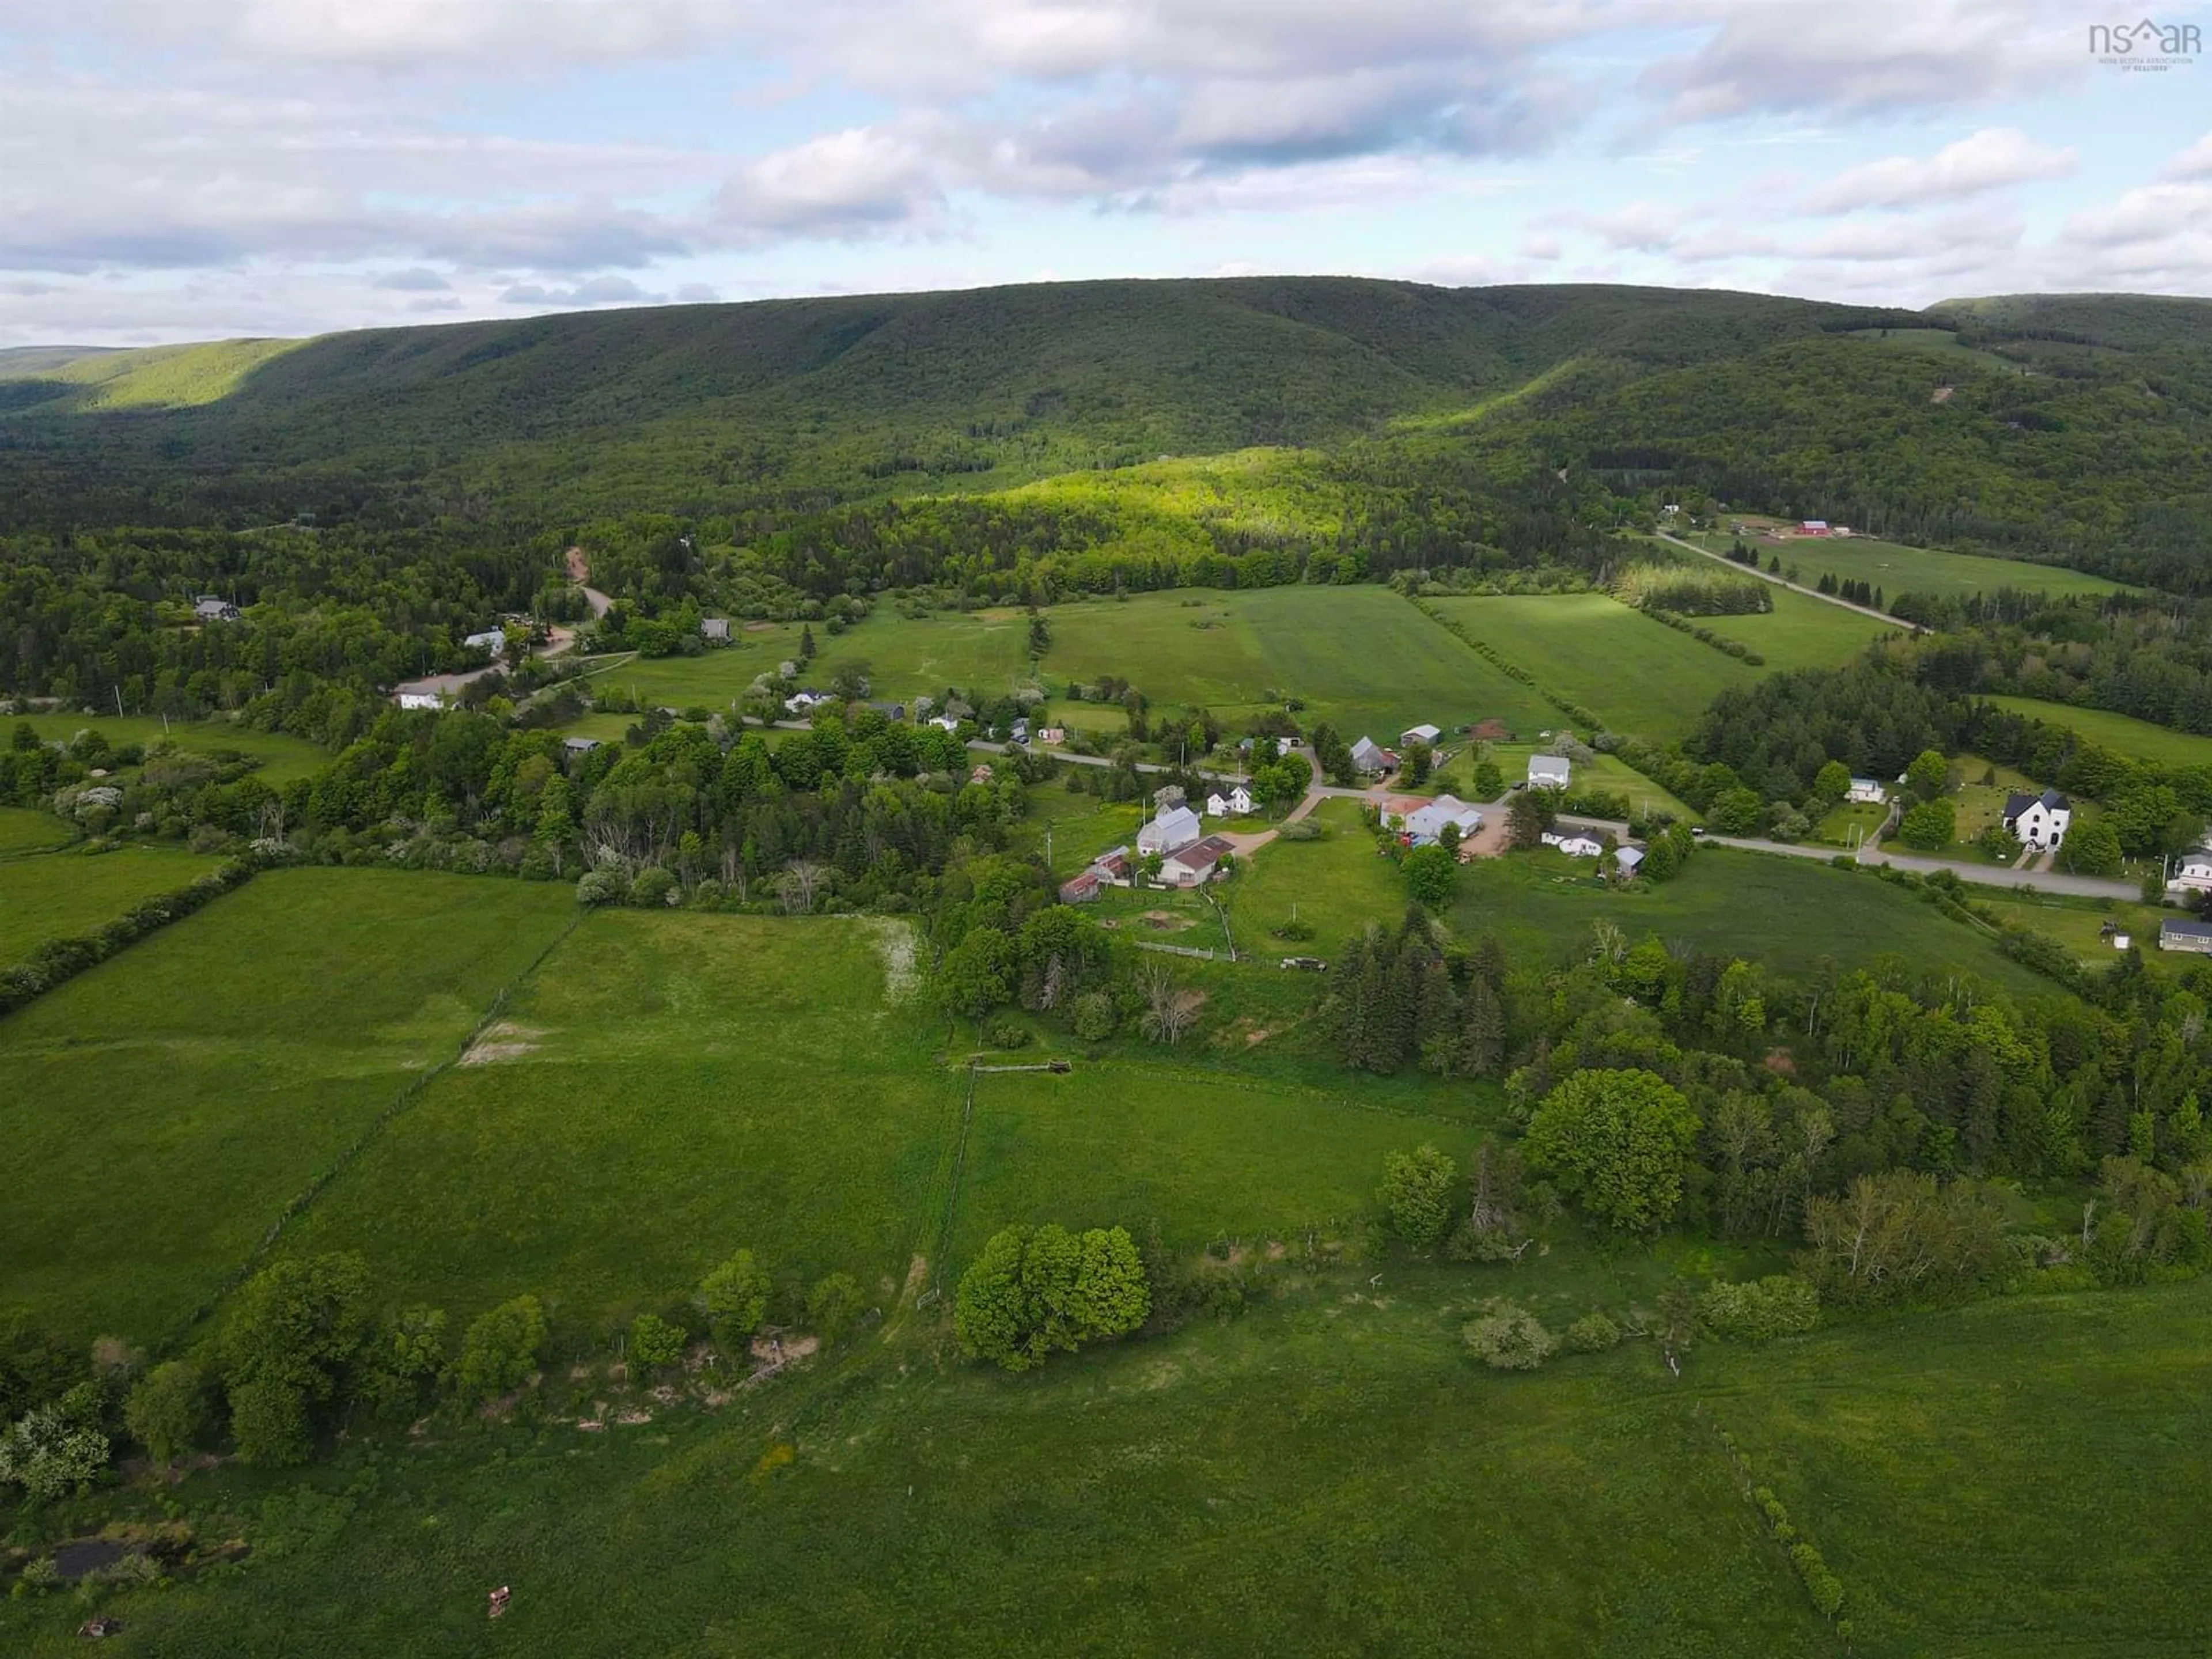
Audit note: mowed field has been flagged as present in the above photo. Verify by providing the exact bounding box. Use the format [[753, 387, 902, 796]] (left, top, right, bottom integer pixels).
[[1428, 593, 1759, 738], [5, 713, 332, 783], [0, 806, 75, 857], [1982, 694, 2212, 768], [1683, 528, 2125, 601], [1045, 586, 1554, 738], [1696, 583, 1896, 671], [0, 869, 578, 1345], [0, 844, 214, 960], [17, 1269, 2206, 1658], [273, 911, 960, 1322]]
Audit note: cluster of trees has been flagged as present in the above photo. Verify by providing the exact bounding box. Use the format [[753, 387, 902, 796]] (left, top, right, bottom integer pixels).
[[0, 1244, 824, 1499], [1611, 562, 1772, 616], [1812, 574, 1883, 608], [952, 1224, 1150, 1372], [1331, 915, 1510, 1077]]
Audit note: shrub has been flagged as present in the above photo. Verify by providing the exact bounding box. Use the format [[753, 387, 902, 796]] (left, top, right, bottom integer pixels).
[[806, 1273, 864, 1344], [628, 1313, 687, 1372], [1563, 1312, 1622, 1353], [1461, 1300, 1557, 1370], [1697, 1276, 1821, 1342], [1070, 991, 1116, 1040], [984, 1014, 1033, 1049], [0, 1395, 109, 1499], [576, 867, 628, 906], [1378, 1145, 1458, 1247], [226, 1378, 312, 1468], [630, 866, 678, 907], [125, 1359, 210, 1465]]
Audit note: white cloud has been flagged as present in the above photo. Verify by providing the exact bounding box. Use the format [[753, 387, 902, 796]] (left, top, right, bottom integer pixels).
[[1798, 128, 2075, 213], [714, 127, 947, 237], [2164, 134, 2212, 181], [498, 274, 666, 305]]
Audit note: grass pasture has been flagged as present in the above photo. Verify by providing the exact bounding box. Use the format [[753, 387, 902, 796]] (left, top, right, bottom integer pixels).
[[0, 869, 578, 1345], [0, 844, 214, 961], [5, 713, 332, 783], [1684, 528, 2123, 603], [0, 806, 74, 857], [272, 911, 959, 1322], [1982, 695, 2212, 768], [1044, 586, 1554, 741], [1428, 593, 1756, 740], [1694, 582, 1896, 672]]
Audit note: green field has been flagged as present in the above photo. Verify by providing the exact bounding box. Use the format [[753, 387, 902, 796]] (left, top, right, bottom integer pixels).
[[272, 911, 959, 1323], [1695, 583, 1897, 671], [6, 713, 332, 783], [1429, 593, 1758, 739], [0, 869, 578, 1345], [9, 1267, 2204, 1658], [1978, 891, 2159, 962], [0, 844, 214, 960], [1685, 529, 2124, 602], [0, 806, 74, 857], [1045, 586, 1554, 741], [1983, 695, 2212, 768], [1844, 325, 2026, 376]]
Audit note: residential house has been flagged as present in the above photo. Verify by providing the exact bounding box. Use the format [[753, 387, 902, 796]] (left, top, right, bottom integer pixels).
[[865, 699, 906, 722], [1036, 727, 1066, 745], [1205, 786, 1254, 817], [1058, 870, 1102, 904], [2160, 918, 2212, 953], [700, 618, 731, 642], [1010, 718, 1030, 745], [463, 628, 507, 655], [786, 689, 830, 714], [1846, 777, 1887, 805], [1541, 831, 1603, 858], [396, 691, 445, 711], [1349, 736, 1392, 776], [562, 736, 601, 755], [1528, 754, 1573, 790], [2002, 788, 2073, 850], [1400, 794, 1483, 847], [2172, 853, 2212, 893], [1161, 835, 1234, 887], [927, 714, 961, 732], [1400, 723, 1442, 749], [193, 596, 240, 622], [1137, 804, 1203, 857]]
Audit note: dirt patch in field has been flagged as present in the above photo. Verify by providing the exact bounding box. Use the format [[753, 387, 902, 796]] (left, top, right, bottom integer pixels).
[[1139, 910, 1194, 932], [743, 620, 776, 632], [460, 1022, 543, 1065], [1931, 385, 1955, 403], [868, 918, 920, 1003]]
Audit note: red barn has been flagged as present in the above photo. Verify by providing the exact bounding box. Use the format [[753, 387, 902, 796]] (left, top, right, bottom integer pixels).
[[1798, 519, 1831, 536]]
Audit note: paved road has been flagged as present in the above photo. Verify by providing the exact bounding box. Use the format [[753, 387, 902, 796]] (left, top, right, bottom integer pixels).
[[1703, 834, 2138, 899], [1652, 529, 1909, 628]]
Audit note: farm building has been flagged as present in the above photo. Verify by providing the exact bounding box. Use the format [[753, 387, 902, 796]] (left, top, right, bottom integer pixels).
[[192, 595, 240, 622], [1205, 786, 1254, 817], [700, 618, 731, 642], [1528, 755, 1573, 790], [866, 700, 907, 721], [562, 737, 601, 754], [1058, 870, 1102, 904], [2160, 918, 2212, 953], [1846, 777, 1887, 805], [1798, 520, 1831, 537], [1613, 845, 1645, 876], [1349, 737, 1392, 775], [1091, 849, 1134, 886], [1161, 836, 1234, 888], [1400, 723, 1442, 748], [1137, 805, 1203, 856], [1398, 795, 1483, 847], [463, 628, 507, 654], [2002, 789, 2072, 850]]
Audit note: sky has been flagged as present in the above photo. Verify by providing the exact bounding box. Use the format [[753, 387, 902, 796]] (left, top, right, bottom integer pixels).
[[1, 0, 2208, 346]]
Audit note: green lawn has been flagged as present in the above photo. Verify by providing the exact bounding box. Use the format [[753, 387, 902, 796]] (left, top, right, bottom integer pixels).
[[272, 911, 960, 1325], [1017, 783, 1148, 877], [1982, 695, 2212, 768], [1427, 593, 1758, 740], [1433, 743, 1698, 820], [0, 869, 579, 1346], [1978, 891, 2159, 963], [0, 806, 74, 857], [0, 844, 215, 960], [1680, 529, 2123, 603], [1046, 586, 1554, 742], [1229, 799, 1400, 959], [5, 713, 332, 783]]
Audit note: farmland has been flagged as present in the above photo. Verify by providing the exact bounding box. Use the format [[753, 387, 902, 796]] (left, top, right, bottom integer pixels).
[[1043, 586, 1555, 740], [0, 844, 213, 960], [0, 869, 578, 1344], [1680, 528, 2126, 602], [3, 714, 332, 783], [1982, 695, 2212, 768], [1426, 593, 1759, 739], [0, 806, 74, 857], [1694, 583, 1896, 671]]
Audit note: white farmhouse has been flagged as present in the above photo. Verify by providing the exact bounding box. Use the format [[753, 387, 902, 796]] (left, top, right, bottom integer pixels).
[[2001, 789, 2072, 850], [1846, 777, 1887, 805], [1401, 794, 1483, 847], [2171, 852, 2212, 893], [1205, 786, 1254, 817], [1528, 754, 1573, 790]]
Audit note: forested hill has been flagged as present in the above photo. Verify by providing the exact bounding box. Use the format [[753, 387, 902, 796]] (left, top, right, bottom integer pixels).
[[0, 279, 1916, 519]]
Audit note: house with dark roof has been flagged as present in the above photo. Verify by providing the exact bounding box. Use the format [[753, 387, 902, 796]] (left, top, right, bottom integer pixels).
[[1161, 835, 1235, 887], [1059, 869, 1102, 904], [2160, 917, 2212, 953], [2002, 788, 2072, 850], [193, 596, 240, 622]]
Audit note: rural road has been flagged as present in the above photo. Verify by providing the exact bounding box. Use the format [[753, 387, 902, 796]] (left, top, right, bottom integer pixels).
[[1703, 834, 2138, 900], [1652, 528, 1908, 628], [565, 546, 614, 619]]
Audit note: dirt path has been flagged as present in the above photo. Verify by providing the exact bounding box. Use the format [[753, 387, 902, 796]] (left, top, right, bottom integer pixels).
[[565, 546, 613, 620]]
